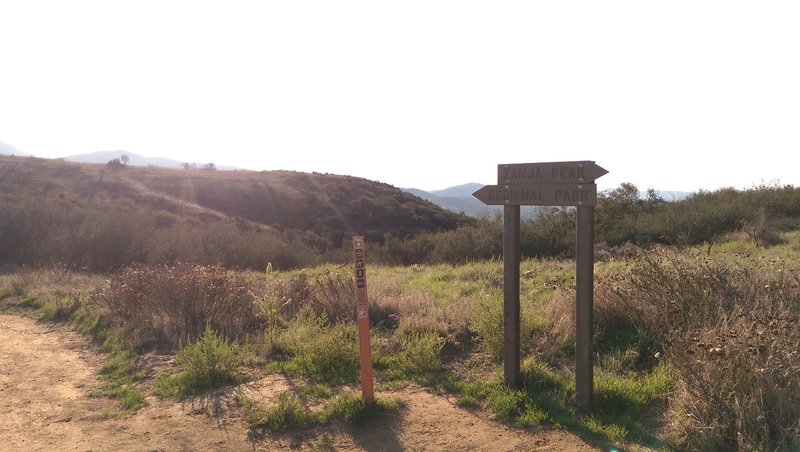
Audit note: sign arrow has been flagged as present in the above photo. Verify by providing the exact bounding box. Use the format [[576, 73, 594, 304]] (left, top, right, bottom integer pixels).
[[473, 183, 597, 207], [498, 161, 608, 185]]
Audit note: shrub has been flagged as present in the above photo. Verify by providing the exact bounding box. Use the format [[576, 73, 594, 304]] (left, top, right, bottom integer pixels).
[[603, 253, 800, 450], [154, 327, 242, 398], [280, 310, 359, 385], [396, 331, 445, 377], [92, 264, 257, 349], [176, 327, 242, 390]]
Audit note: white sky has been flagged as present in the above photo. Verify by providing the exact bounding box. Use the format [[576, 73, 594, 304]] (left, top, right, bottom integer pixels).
[[1, 1, 798, 192]]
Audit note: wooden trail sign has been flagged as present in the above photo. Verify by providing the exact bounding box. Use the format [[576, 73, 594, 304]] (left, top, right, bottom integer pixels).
[[472, 183, 597, 207], [498, 161, 608, 185], [473, 160, 607, 415], [352, 236, 374, 406]]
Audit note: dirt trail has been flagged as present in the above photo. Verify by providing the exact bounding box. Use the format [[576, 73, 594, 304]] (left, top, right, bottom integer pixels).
[[0, 313, 598, 451]]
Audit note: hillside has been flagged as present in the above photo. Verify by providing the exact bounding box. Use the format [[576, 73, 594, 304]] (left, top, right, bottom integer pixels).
[[0, 155, 470, 270]]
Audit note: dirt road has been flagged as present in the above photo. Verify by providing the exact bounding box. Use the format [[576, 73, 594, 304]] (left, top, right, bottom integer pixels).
[[0, 313, 598, 451]]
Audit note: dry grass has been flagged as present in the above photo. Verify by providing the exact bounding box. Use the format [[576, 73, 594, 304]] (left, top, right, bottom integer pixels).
[[91, 264, 258, 349], [601, 251, 800, 450]]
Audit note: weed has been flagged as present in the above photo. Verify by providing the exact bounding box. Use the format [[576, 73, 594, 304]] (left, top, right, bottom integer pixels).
[[487, 386, 524, 420], [454, 379, 492, 408], [239, 392, 316, 431], [322, 392, 405, 424], [470, 292, 542, 360], [312, 433, 336, 452], [115, 386, 147, 412], [153, 327, 242, 398], [517, 403, 548, 427], [37, 294, 83, 322], [94, 349, 148, 412], [296, 383, 333, 401], [388, 331, 445, 383], [280, 310, 359, 385]]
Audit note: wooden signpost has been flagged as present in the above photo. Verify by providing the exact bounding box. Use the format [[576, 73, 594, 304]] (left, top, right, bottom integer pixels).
[[473, 160, 607, 414], [352, 236, 374, 406]]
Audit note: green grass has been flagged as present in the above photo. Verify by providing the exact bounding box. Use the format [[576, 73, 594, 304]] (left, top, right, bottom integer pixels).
[[322, 392, 405, 424], [4, 237, 797, 450], [236, 390, 404, 431], [446, 357, 673, 445], [238, 391, 316, 431], [274, 311, 360, 385], [154, 327, 243, 399], [377, 331, 446, 385], [96, 350, 147, 412]]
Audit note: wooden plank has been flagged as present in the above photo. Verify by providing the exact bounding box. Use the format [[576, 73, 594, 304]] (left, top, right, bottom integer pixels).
[[473, 183, 597, 207], [575, 206, 594, 414], [503, 205, 521, 388], [498, 161, 608, 184]]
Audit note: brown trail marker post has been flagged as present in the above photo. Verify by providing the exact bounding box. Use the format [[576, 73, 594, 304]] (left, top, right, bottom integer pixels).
[[473, 160, 607, 414], [352, 236, 375, 406]]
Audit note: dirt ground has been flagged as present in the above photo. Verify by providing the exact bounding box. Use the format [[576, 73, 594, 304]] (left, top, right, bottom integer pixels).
[[0, 313, 602, 451]]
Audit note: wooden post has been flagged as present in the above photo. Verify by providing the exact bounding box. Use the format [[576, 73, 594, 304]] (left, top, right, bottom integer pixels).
[[352, 236, 374, 406], [475, 161, 607, 411], [503, 205, 521, 388], [575, 206, 594, 414]]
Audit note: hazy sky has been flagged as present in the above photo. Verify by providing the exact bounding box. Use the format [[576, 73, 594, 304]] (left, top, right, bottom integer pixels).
[[1, 1, 798, 192]]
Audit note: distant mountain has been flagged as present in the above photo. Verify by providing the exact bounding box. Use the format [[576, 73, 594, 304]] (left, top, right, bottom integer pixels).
[[406, 183, 691, 218], [654, 190, 691, 201], [403, 186, 499, 218], [429, 182, 485, 198], [63, 150, 239, 170], [0, 141, 25, 156]]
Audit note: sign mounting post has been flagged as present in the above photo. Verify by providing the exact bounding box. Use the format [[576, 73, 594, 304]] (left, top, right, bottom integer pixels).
[[473, 160, 607, 414], [503, 204, 521, 387], [352, 236, 374, 406]]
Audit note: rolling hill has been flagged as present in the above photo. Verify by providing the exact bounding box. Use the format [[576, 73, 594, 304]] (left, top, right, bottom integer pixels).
[[0, 155, 470, 270]]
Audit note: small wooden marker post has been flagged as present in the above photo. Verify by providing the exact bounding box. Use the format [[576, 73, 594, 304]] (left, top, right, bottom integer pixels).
[[474, 161, 607, 414], [352, 236, 375, 406]]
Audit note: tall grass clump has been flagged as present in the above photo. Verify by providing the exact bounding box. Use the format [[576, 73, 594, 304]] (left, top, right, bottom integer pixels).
[[322, 391, 405, 424], [603, 252, 800, 450], [92, 263, 257, 349], [154, 327, 242, 398], [378, 331, 445, 384], [279, 310, 359, 385], [470, 293, 542, 360], [237, 392, 316, 431]]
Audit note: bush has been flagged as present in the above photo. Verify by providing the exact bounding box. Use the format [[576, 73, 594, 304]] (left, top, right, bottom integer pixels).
[[154, 327, 242, 398], [176, 327, 242, 390], [280, 310, 360, 385], [398, 332, 444, 376], [92, 264, 257, 349], [603, 253, 800, 450]]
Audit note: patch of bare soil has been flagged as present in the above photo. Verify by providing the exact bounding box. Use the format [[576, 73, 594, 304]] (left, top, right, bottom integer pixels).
[[0, 314, 599, 451]]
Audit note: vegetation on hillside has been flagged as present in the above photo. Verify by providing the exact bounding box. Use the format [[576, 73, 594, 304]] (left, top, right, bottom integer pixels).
[[0, 156, 468, 270], [2, 155, 800, 449], [3, 233, 798, 450]]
